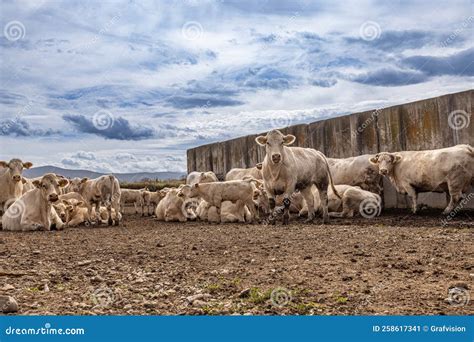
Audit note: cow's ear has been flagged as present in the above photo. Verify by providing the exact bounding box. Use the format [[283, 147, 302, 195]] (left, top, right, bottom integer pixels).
[[0, 161, 8, 168], [58, 178, 69, 187], [369, 154, 379, 165], [62, 200, 69, 205], [255, 136, 267, 146], [33, 180, 42, 188], [283, 134, 296, 146], [393, 154, 402, 163], [77, 201, 84, 206], [23, 162, 33, 169], [21, 177, 27, 184], [80, 177, 88, 183], [255, 162, 262, 170]]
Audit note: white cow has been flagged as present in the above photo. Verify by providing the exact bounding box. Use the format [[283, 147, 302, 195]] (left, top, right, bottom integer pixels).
[[178, 179, 259, 223], [369, 144, 474, 214], [2, 173, 68, 231], [142, 190, 166, 216], [120, 188, 145, 215], [225, 165, 262, 181], [155, 188, 190, 222], [307, 185, 382, 218], [256, 130, 339, 224], [0, 159, 33, 214], [327, 155, 382, 194], [186, 171, 219, 185], [67, 175, 121, 225]]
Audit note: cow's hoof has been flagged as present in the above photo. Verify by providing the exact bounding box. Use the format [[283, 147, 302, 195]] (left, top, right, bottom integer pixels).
[[108, 218, 113, 225], [114, 221, 120, 226]]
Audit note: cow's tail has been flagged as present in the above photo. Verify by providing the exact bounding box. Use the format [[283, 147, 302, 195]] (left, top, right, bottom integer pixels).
[[109, 175, 116, 207], [316, 151, 341, 199]]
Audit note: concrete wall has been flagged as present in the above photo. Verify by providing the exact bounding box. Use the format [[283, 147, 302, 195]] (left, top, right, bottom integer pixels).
[[187, 90, 474, 209]]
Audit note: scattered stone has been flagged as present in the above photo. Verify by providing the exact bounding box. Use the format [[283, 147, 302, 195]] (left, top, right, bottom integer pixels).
[[156, 243, 165, 248], [90, 275, 104, 284], [193, 300, 208, 307], [342, 275, 353, 281], [303, 255, 312, 260], [77, 260, 93, 266], [32, 250, 40, 255], [0, 295, 18, 313], [186, 293, 211, 304], [1, 284, 15, 291], [238, 288, 251, 298]]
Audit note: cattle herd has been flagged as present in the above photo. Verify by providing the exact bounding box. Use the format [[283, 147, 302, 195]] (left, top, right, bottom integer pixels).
[[0, 129, 473, 231]]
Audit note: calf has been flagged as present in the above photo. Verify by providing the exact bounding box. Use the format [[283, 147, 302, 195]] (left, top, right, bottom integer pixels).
[[256, 129, 339, 224], [2, 173, 68, 231], [0, 159, 33, 214], [155, 188, 189, 222], [120, 189, 145, 215], [67, 175, 121, 225], [178, 179, 259, 223], [369, 144, 474, 214], [142, 190, 166, 216]]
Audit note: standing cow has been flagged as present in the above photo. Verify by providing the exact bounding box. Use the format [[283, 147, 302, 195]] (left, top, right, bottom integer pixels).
[[255, 130, 339, 224], [0, 159, 33, 214], [369, 144, 473, 214]]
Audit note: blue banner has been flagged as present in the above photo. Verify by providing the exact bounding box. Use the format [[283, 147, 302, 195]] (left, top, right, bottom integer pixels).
[[0, 316, 471, 342]]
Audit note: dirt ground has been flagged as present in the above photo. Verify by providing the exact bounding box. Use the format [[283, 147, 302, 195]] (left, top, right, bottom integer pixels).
[[0, 209, 472, 316]]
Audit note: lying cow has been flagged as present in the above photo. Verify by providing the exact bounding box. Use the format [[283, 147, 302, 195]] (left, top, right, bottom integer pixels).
[[2, 173, 68, 231], [0, 159, 33, 214], [327, 155, 382, 194], [370, 144, 474, 214], [178, 179, 259, 223], [256, 130, 339, 224], [305, 185, 382, 218], [225, 164, 263, 181], [186, 171, 219, 185], [155, 187, 191, 222], [67, 175, 121, 225]]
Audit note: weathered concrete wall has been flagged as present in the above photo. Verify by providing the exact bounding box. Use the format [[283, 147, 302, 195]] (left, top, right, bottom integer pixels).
[[187, 90, 473, 209]]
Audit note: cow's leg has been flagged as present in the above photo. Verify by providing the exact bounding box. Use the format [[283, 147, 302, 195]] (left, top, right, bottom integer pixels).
[[267, 195, 277, 225], [281, 194, 291, 225], [106, 202, 113, 226], [245, 199, 258, 223], [20, 216, 46, 231], [443, 183, 463, 215], [404, 186, 418, 214], [300, 187, 315, 222], [316, 185, 329, 224]]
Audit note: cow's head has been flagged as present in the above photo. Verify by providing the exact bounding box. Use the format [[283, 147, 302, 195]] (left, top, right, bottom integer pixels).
[[256, 130, 296, 164], [199, 171, 217, 183], [0, 159, 33, 183], [33, 173, 68, 203], [369, 152, 402, 176], [177, 184, 198, 198], [54, 201, 69, 222], [68, 177, 88, 193]]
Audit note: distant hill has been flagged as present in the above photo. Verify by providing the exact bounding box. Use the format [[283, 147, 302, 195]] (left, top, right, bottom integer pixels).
[[23, 166, 186, 182]]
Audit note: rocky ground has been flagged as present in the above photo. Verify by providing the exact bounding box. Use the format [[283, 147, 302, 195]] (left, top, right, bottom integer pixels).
[[0, 209, 472, 315]]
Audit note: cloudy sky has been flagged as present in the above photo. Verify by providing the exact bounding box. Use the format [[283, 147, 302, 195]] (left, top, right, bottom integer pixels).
[[0, 0, 472, 173]]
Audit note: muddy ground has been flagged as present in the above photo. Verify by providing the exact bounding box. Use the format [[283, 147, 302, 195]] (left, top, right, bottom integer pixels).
[[0, 209, 472, 315]]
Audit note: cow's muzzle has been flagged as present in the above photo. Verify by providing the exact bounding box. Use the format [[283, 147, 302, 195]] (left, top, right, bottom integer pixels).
[[12, 175, 21, 182], [379, 169, 388, 175], [271, 154, 281, 164], [48, 194, 59, 202]]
